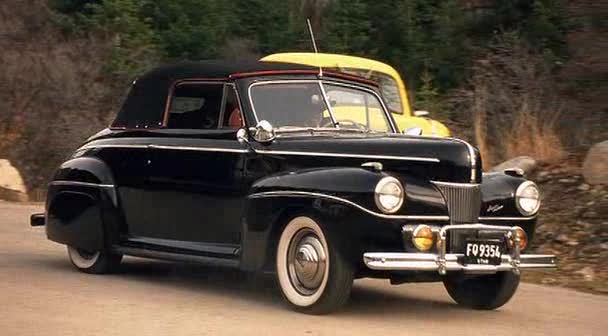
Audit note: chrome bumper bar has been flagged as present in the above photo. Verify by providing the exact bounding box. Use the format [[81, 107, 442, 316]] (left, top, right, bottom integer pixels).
[[363, 253, 557, 274], [363, 224, 557, 275]]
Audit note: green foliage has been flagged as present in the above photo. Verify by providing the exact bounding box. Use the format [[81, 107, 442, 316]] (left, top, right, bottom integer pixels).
[[476, 0, 567, 56], [86, 0, 162, 77], [49, 0, 568, 99], [324, 0, 374, 54], [142, 0, 236, 60], [414, 70, 445, 117]]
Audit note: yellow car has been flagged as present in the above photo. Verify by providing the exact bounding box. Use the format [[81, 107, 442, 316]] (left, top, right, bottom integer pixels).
[[261, 52, 450, 136]]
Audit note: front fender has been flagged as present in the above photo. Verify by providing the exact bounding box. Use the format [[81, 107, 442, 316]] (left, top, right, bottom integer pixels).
[[239, 167, 448, 271], [480, 172, 537, 241], [241, 167, 380, 271]]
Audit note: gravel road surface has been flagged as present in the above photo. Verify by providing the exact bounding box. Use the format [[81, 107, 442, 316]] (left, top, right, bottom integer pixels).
[[1, 202, 606, 336]]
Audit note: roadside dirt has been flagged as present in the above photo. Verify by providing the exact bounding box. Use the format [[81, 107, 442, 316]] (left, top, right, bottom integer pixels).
[[1, 202, 607, 336]]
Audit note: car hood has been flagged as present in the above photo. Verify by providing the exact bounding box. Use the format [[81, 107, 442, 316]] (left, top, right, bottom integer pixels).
[[254, 133, 481, 183]]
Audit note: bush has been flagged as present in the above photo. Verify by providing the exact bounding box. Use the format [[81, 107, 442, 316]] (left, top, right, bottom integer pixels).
[[450, 33, 565, 167], [0, 0, 120, 198]]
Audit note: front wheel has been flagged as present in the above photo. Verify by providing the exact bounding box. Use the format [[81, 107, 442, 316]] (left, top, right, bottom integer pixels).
[[443, 271, 520, 310], [276, 215, 353, 314], [67, 246, 122, 274]]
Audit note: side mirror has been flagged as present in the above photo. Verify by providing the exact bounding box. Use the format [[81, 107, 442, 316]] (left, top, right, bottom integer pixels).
[[236, 128, 249, 145], [414, 110, 430, 117], [252, 120, 276, 143], [403, 127, 423, 136]]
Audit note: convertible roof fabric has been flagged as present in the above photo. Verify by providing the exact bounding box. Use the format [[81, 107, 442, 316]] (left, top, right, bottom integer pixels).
[[111, 60, 374, 129], [142, 60, 316, 81]]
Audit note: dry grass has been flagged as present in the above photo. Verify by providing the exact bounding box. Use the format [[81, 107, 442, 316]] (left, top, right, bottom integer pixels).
[[452, 33, 566, 167], [503, 107, 564, 163]]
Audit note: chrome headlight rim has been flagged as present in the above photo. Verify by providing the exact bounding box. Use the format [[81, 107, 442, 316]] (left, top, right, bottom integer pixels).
[[374, 176, 405, 214], [515, 181, 541, 216]]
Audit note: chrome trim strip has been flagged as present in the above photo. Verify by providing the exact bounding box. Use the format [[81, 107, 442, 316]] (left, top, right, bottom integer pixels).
[[78, 144, 148, 151], [448, 137, 477, 183], [247, 79, 398, 133], [50, 181, 115, 188], [479, 216, 536, 221], [147, 144, 248, 154], [79, 143, 248, 154], [255, 149, 440, 162], [78, 143, 438, 162], [431, 180, 480, 187], [248, 190, 450, 220]]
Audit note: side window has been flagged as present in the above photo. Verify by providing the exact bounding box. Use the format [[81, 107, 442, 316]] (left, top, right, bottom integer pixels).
[[219, 86, 243, 129], [166, 83, 224, 129]]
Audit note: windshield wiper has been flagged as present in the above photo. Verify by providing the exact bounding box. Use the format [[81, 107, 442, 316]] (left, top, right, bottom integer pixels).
[[275, 126, 377, 136]]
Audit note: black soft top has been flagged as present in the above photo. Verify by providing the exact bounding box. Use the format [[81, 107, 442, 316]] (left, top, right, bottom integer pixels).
[[141, 60, 316, 81], [111, 60, 376, 129]]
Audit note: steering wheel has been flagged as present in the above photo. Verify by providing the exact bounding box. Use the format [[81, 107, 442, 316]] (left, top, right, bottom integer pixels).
[[322, 119, 368, 130]]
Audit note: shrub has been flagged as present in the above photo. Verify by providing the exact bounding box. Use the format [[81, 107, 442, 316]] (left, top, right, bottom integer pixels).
[[451, 32, 565, 167]]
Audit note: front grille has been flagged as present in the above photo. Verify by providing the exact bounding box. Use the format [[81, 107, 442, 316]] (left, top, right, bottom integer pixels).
[[433, 182, 481, 223]]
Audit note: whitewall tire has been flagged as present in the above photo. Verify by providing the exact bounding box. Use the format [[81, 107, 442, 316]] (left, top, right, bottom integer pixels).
[[67, 245, 122, 274], [276, 215, 353, 314]]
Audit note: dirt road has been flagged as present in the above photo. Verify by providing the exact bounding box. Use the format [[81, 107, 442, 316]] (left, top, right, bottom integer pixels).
[[1, 202, 606, 336]]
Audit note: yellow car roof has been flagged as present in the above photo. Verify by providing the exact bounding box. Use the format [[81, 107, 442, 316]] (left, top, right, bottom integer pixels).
[[261, 53, 402, 80]]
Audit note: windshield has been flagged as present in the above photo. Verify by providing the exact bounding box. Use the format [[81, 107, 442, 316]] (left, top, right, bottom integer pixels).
[[335, 68, 403, 114], [250, 81, 392, 133]]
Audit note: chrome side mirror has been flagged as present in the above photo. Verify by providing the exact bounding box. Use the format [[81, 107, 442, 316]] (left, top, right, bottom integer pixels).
[[414, 110, 430, 117], [403, 127, 423, 136], [252, 120, 276, 143], [236, 128, 249, 145]]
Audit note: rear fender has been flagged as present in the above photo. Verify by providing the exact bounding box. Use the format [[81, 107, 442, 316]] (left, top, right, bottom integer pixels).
[[46, 157, 123, 250]]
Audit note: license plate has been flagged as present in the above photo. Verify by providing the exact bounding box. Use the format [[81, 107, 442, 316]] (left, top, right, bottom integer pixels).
[[464, 240, 503, 265]]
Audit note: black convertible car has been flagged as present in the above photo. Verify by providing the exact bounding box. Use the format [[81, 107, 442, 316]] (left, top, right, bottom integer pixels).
[[30, 60, 556, 314]]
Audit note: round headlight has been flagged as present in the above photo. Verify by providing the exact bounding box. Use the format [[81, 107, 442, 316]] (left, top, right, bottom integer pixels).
[[374, 176, 404, 214], [515, 181, 541, 216]]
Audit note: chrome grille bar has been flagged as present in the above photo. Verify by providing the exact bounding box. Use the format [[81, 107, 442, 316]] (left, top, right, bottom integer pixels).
[[432, 181, 481, 224]]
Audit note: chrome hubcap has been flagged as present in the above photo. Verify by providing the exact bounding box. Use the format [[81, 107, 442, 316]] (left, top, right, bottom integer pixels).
[[287, 229, 327, 296]]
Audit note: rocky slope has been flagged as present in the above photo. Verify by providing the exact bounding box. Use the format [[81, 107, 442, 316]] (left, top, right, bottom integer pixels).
[[523, 155, 608, 294]]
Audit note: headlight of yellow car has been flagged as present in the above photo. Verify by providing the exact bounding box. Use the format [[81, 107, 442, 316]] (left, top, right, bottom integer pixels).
[[374, 176, 404, 214]]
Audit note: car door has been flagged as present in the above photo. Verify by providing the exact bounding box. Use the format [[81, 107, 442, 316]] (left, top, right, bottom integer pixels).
[[137, 82, 248, 247], [95, 142, 153, 237]]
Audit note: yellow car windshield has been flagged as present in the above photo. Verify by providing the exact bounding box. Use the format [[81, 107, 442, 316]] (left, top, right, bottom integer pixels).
[[249, 81, 392, 133], [331, 68, 403, 114]]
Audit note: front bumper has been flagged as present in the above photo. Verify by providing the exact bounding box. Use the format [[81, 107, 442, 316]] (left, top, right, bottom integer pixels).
[[30, 213, 45, 227], [363, 224, 557, 275]]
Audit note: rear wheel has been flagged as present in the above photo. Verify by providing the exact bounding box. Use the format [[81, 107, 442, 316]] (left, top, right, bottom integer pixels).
[[67, 245, 122, 274], [276, 215, 353, 314], [443, 271, 520, 310]]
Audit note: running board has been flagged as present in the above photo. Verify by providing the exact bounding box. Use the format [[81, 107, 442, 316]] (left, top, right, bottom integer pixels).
[[113, 246, 240, 269], [123, 236, 240, 256]]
